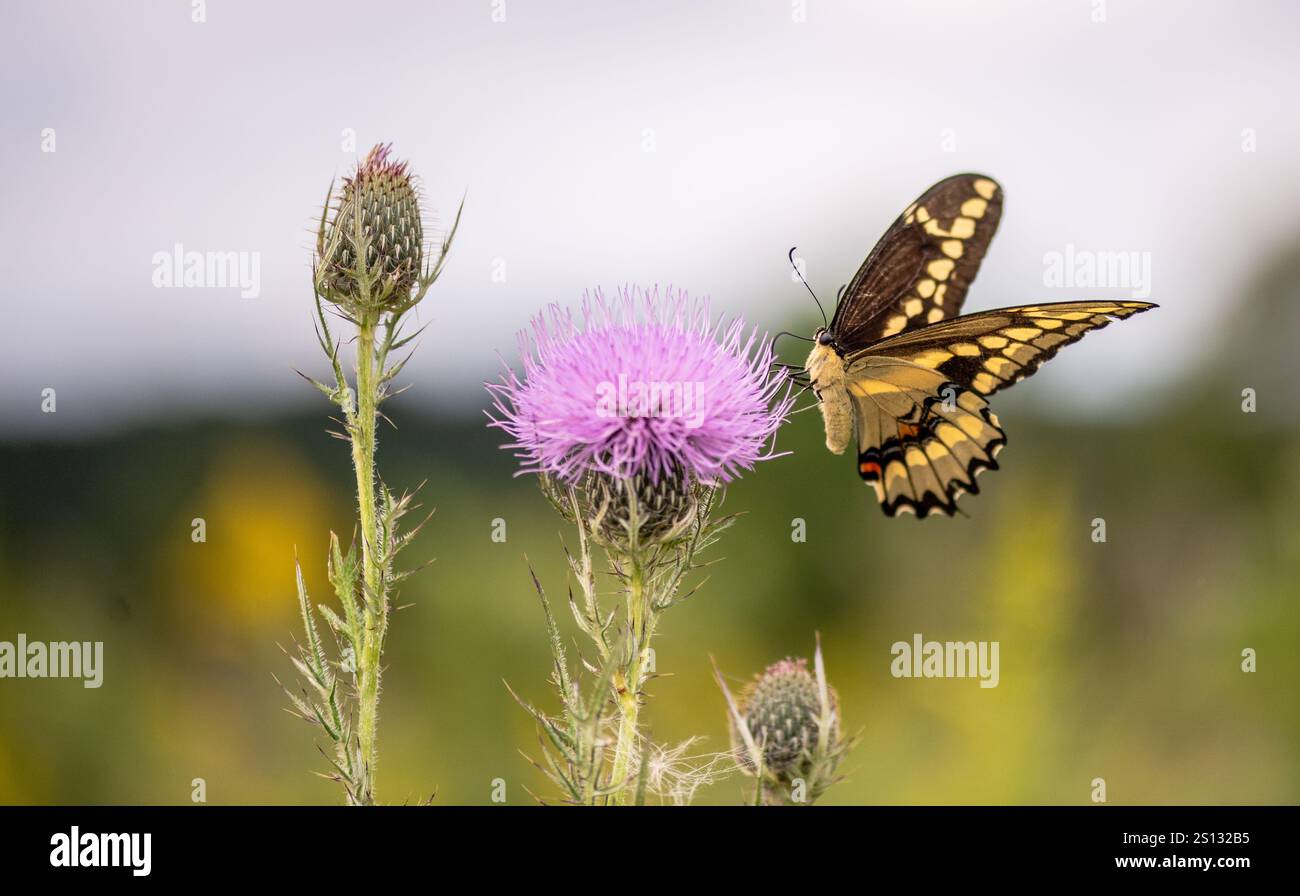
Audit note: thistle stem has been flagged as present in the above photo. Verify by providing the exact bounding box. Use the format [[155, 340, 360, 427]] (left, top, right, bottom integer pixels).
[[352, 311, 383, 804], [610, 553, 651, 804]]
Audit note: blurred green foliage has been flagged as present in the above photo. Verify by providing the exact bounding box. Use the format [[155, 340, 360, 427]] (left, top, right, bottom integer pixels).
[[2, 246, 1298, 805]]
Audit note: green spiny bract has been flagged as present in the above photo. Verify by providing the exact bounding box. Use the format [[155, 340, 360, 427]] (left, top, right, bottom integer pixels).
[[537, 462, 703, 551], [318, 143, 425, 314], [583, 466, 699, 548]]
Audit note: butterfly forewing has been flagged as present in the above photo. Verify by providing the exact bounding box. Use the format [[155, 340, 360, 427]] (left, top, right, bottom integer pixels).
[[830, 174, 1004, 352], [859, 301, 1155, 398]]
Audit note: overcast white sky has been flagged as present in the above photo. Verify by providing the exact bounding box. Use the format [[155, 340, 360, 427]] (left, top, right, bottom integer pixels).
[[2, 0, 1298, 438]]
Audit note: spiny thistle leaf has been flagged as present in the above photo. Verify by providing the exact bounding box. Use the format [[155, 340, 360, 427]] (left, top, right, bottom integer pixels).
[[327, 531, 362, 656]]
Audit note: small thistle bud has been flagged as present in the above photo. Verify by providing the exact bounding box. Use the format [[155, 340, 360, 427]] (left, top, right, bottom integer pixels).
[[735, 658, 832, 776], [318, 144, 425, 313], [718, 639, 852, 805]]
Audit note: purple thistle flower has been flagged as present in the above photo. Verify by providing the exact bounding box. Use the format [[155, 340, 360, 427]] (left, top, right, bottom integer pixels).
[[487, 286, 794, 485]]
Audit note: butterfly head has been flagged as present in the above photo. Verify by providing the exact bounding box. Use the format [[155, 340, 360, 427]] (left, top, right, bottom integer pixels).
[[814, 328, 841, 353]]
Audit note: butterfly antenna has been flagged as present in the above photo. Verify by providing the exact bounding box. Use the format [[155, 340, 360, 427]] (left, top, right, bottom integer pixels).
[[788, 246, 828, 328], [773, 329, 814, 347], [770, 333, 814, 361]]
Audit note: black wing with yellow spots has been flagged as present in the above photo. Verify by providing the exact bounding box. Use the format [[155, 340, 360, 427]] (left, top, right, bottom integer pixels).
[[845, 301, 1156, 517], [829, 174, 1004, 353]]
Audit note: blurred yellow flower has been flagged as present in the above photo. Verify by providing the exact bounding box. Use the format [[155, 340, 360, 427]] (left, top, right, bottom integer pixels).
[[162, 439, 336, 638]]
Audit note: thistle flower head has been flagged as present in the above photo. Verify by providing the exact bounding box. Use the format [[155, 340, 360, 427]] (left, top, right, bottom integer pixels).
[[317, 143, 425, 313], [486, 286, 793, 488]]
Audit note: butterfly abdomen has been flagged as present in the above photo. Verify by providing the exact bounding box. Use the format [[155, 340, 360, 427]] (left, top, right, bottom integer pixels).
[[805, 343, 855, 455]]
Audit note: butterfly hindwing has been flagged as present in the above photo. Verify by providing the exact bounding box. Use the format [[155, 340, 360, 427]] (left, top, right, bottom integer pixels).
[[845, 357, 1004, 517], [842, 301, 1155, 517], [830, 174, 1004, 352]]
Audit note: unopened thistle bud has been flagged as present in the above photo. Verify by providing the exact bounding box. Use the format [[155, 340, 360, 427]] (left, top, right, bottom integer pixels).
[[317, 143, 425, 314], [722, 645, 851, 805], [735, 658, 832, 774]]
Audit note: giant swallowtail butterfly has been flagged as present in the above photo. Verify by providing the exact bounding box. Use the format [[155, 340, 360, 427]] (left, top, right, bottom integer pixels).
[[801, 174, 1155, 518]]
